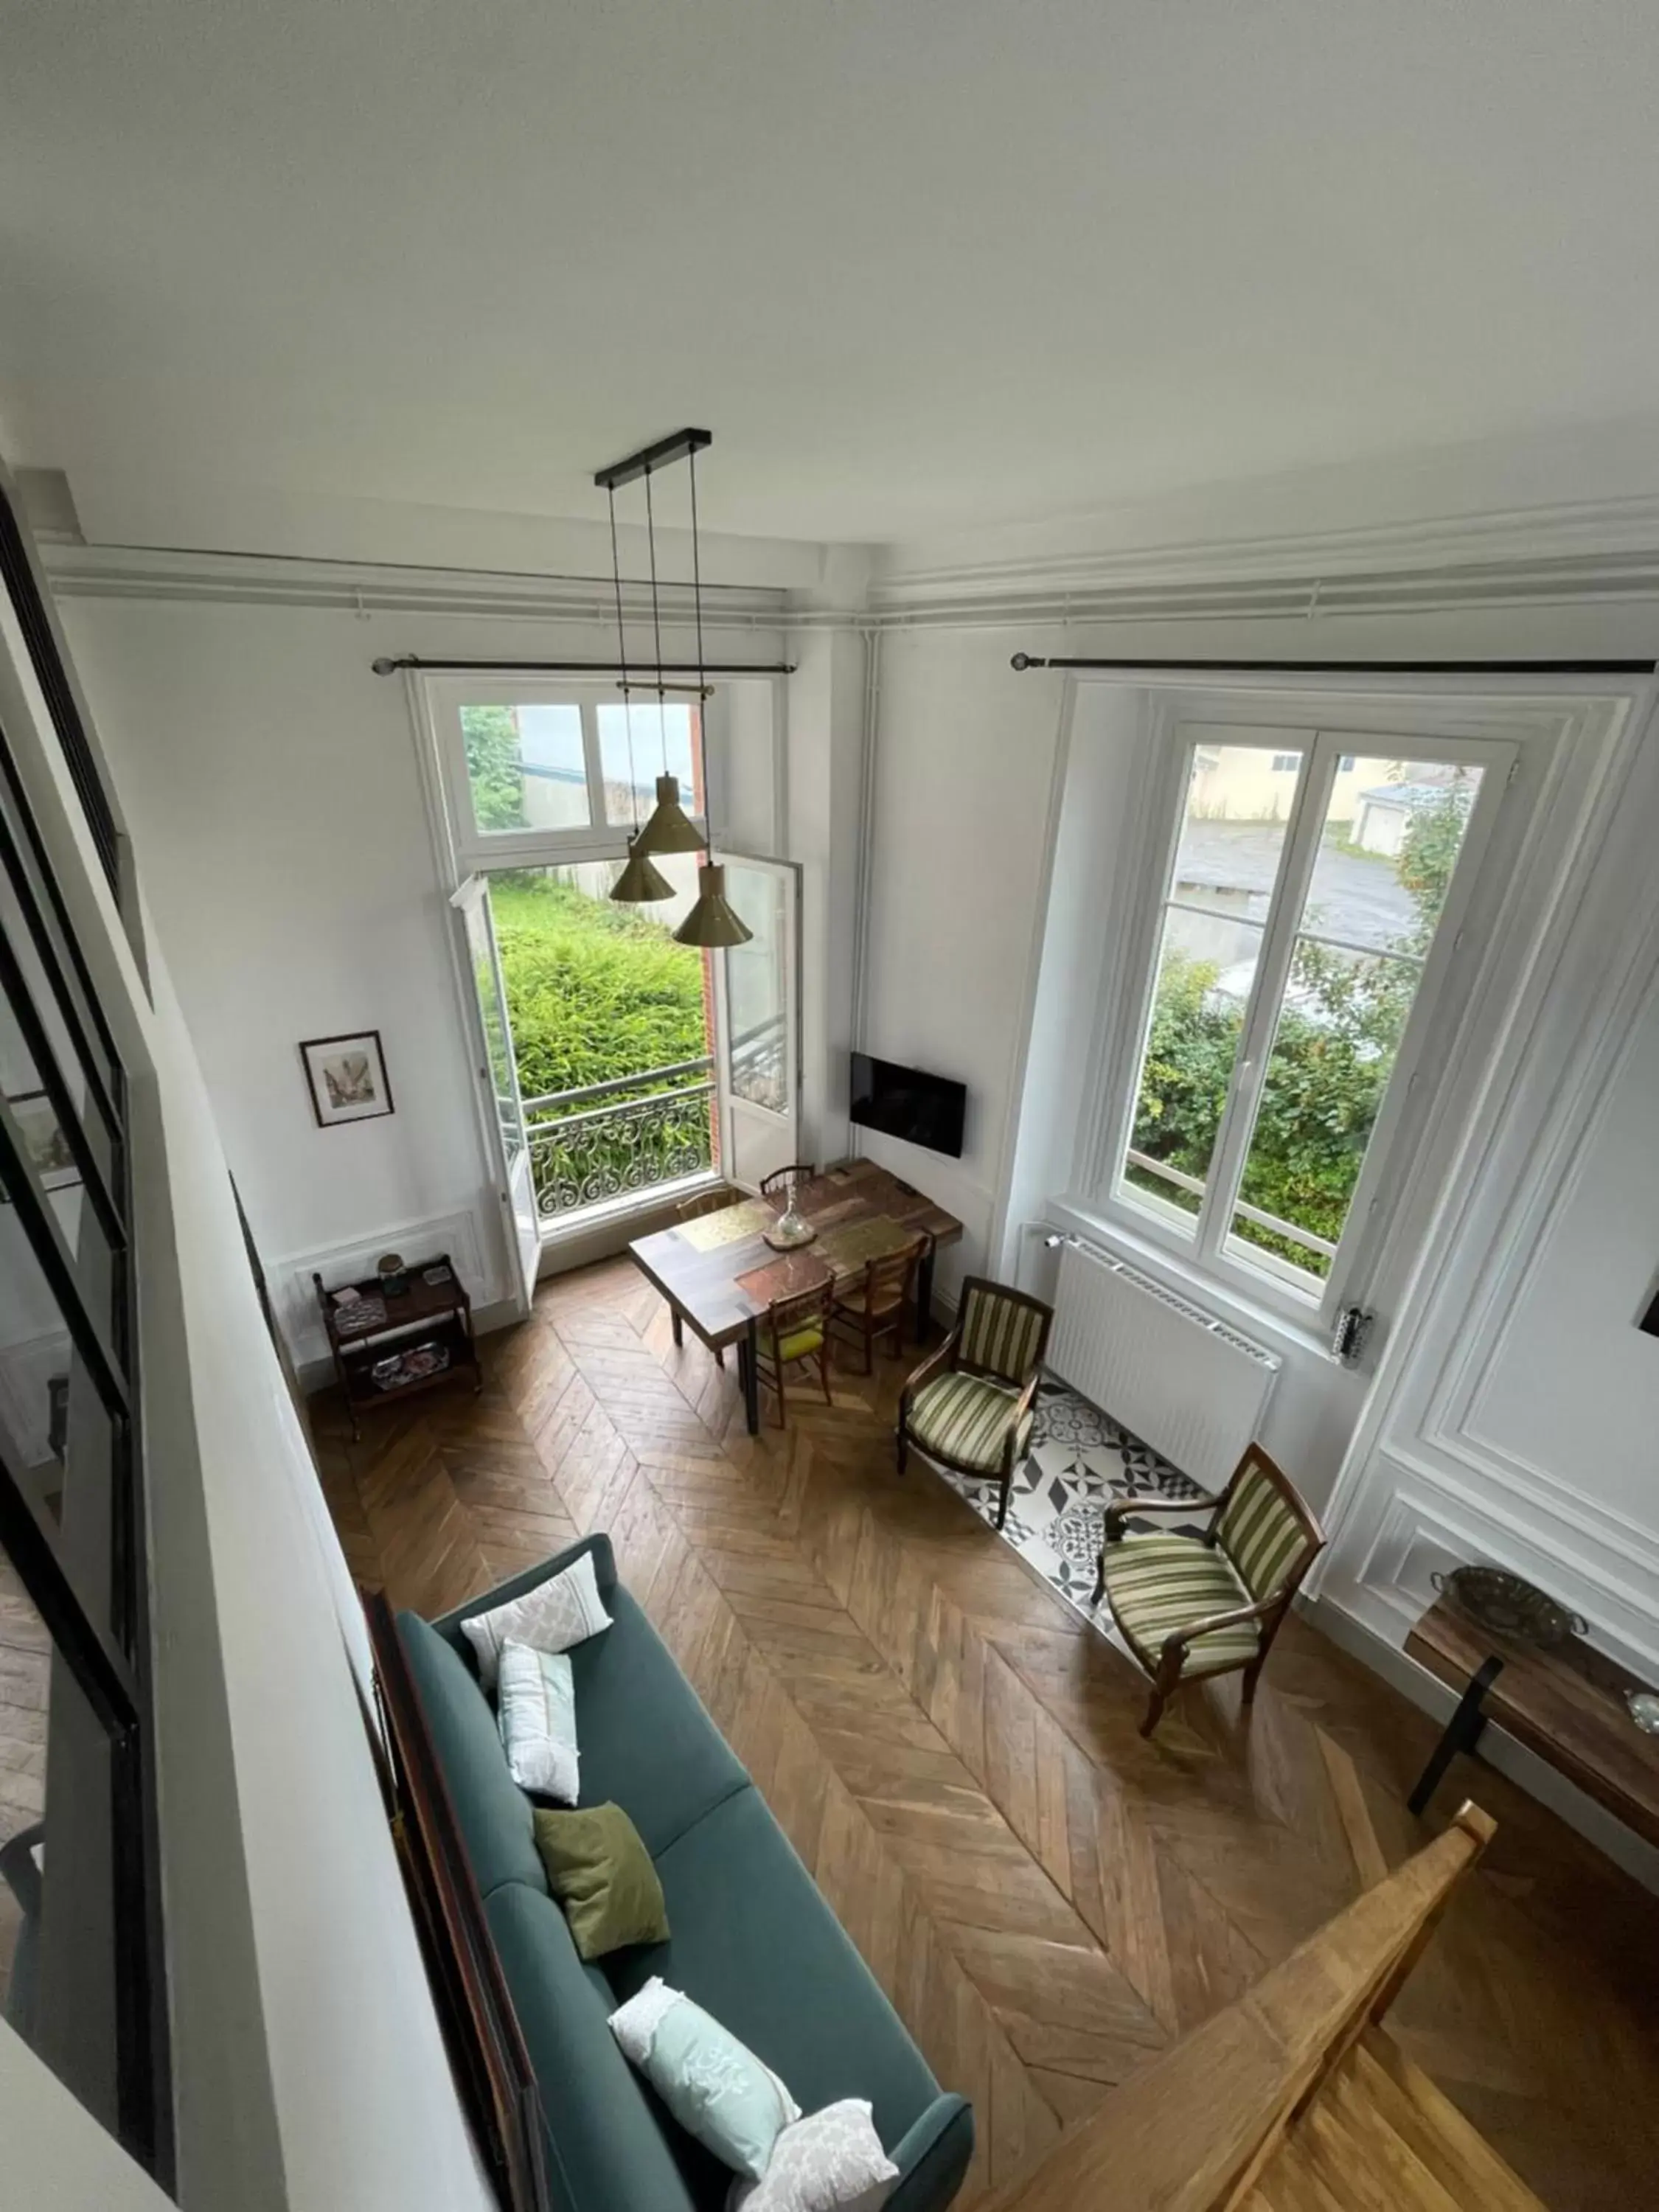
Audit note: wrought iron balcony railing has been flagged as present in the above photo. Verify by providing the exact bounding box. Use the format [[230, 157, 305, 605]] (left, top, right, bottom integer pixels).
[[523, 1059, 715, 1220]]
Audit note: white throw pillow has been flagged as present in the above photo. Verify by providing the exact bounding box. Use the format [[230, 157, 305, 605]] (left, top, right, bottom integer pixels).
[[611, 1977, 800, 2180], [461, 1549, 612, 1689], [495, 1640, 579, 1801], [730, 2101, 899, 2212]]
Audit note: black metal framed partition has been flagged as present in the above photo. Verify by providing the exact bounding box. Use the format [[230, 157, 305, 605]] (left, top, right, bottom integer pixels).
[[0, 661, 170, 2176]]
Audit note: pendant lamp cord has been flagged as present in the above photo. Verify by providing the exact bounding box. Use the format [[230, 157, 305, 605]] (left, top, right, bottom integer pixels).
[[644, 464, 670, 793], [606, 484, 639, 835], [688, 447, 709, 860]]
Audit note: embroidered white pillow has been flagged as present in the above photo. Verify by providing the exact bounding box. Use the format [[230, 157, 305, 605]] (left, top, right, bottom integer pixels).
[[462, 1550, 612, 1689], [495, 1641, 579, 1801], [610, 1977, 799, 2180], [728, 2101, 898, 2212]]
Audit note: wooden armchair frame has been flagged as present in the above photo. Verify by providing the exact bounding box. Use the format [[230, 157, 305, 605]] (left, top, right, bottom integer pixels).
[[1091, 1444, 1325, 1736], [897, 1276, 1054, 1531]]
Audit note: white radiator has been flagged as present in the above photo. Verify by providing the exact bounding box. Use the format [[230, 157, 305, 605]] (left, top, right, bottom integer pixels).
[[1047, 1241, 1280, 1490]]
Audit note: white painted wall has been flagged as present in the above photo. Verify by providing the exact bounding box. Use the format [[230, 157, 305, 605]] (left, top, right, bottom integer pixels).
[[0, 585, 499, 2205], [58, 596, 787, 1342], [856, 633, 1065, 1301], [787, 628, 867, 1172], [0, 2026, 177, 2212], [1469, 988, 1659, 1528], [855, 599, 1659, 1722]]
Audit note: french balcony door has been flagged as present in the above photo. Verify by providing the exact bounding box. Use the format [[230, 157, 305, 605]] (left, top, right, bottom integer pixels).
[[451, 876, 540, 1318], [713, 852, 803, 1192]]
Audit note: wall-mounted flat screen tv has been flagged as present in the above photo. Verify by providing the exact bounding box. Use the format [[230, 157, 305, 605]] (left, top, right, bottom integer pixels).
[[849, 1051, 967, 1159]]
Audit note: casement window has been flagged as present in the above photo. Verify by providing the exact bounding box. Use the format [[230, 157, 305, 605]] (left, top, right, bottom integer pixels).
[[425, 679, 707, 870], [1107, 722, 1512, 1321]]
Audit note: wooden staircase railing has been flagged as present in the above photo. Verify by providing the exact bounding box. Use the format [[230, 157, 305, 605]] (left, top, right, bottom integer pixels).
[[975, 1802, 1497, 2212]]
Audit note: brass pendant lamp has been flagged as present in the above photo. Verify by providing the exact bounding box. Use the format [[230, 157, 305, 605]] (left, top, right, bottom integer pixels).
[[597, 431, 750, 947], [670, 446, 751, 948]]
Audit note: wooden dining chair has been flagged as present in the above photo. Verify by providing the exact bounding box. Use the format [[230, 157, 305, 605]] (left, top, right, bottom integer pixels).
[[829, 1236, 926, 1374], [759, 1163, 815, 1200], [1089, 1443, 1326, 1736], [752, 1276, 835, 1428]]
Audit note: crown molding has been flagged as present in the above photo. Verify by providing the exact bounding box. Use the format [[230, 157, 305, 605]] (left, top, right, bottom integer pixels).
[[40, 488, 1659, 635], [870, 493, 1659, 627], [41, 541, 791, 630]]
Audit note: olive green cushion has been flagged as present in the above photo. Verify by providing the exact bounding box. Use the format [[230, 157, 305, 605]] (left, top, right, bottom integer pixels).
[[395, 1608, 547, 1898], [775, 1324, 824, 1363], [485, 1879, 696, 2212], [1099, 1534, 1260, 1677], [605, 1785, 939, 2154], [535, 1803, 669, 1960]]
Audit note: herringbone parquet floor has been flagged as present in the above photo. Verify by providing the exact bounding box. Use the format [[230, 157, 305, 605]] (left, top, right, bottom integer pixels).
[[312, 1259, 1659, 2210]]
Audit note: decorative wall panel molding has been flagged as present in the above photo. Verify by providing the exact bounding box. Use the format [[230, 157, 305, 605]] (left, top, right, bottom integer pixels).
[[271, 1208, 493, 1369], [1327, 1466, 1659, 1680]]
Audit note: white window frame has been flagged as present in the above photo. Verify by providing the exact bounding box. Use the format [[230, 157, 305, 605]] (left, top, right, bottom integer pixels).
[[1096, 706, 1517, 1331], [420, 674, 710, 875]]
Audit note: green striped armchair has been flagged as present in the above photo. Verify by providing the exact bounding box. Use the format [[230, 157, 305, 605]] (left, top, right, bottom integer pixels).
[[897, 1278, 1054, 1530], [1091, 1444, 1325, 1736]]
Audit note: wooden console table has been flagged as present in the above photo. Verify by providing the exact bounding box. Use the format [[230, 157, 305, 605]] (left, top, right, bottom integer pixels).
[[1405, 1596, 1659, 1849], [315, 1255, 483, 1440]]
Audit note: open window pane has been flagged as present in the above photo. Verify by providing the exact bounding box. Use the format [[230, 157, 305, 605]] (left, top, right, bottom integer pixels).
[[597, 700, 698, 828], [1228, 757, 1484, 1281], [723, 862, 787, 1113], [1120, 741, 1302, 1228], [460, 703, 589, 835]]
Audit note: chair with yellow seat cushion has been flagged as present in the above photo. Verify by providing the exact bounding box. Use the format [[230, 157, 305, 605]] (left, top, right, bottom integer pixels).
[[1091, 1443, 1325, 1737], [896, 1277, 1054, 1530], [752, 1276, 835, 1429]]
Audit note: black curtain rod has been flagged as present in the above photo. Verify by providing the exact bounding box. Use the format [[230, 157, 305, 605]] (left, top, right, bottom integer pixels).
[[1010, 652, 1658, 676], [372, 655, 795, 677]]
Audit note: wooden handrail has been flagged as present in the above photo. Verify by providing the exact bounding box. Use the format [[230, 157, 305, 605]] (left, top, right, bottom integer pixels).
[[975, 1803, 1495, 2212]]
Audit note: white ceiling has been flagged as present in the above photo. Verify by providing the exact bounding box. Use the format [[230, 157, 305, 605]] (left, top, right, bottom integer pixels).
[[6, 0, 1659, 554]]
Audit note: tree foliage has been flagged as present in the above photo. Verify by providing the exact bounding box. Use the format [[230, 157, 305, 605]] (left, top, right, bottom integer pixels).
[[490, 872, 715, 1203], [490, 874, 709, 1099], [461, 704, 528, 832], [1130, 782, 1472, 1274]]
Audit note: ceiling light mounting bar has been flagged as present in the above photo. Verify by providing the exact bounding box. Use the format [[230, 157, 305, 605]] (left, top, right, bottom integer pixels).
[[1009, 652, 1658, 675], [594, 428, 713, 493]]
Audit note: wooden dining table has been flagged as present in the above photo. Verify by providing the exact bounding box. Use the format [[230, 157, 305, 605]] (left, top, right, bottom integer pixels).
[[628, 1160, 964, 1432]]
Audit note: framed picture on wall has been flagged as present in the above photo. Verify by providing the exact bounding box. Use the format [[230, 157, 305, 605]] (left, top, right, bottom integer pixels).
[[2, 1090, 81, 1196], [300, 1030, 395, 1128]]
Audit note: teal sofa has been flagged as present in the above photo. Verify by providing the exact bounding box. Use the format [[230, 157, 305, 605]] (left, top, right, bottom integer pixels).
[[397, 1532, 973, 2212]]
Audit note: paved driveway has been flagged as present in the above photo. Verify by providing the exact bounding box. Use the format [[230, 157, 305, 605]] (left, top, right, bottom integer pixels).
[[1178, 821, 1416, 953]]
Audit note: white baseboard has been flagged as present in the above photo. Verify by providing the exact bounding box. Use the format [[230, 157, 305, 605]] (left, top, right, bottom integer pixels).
[[1302, 1592, 1659, 1895]]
